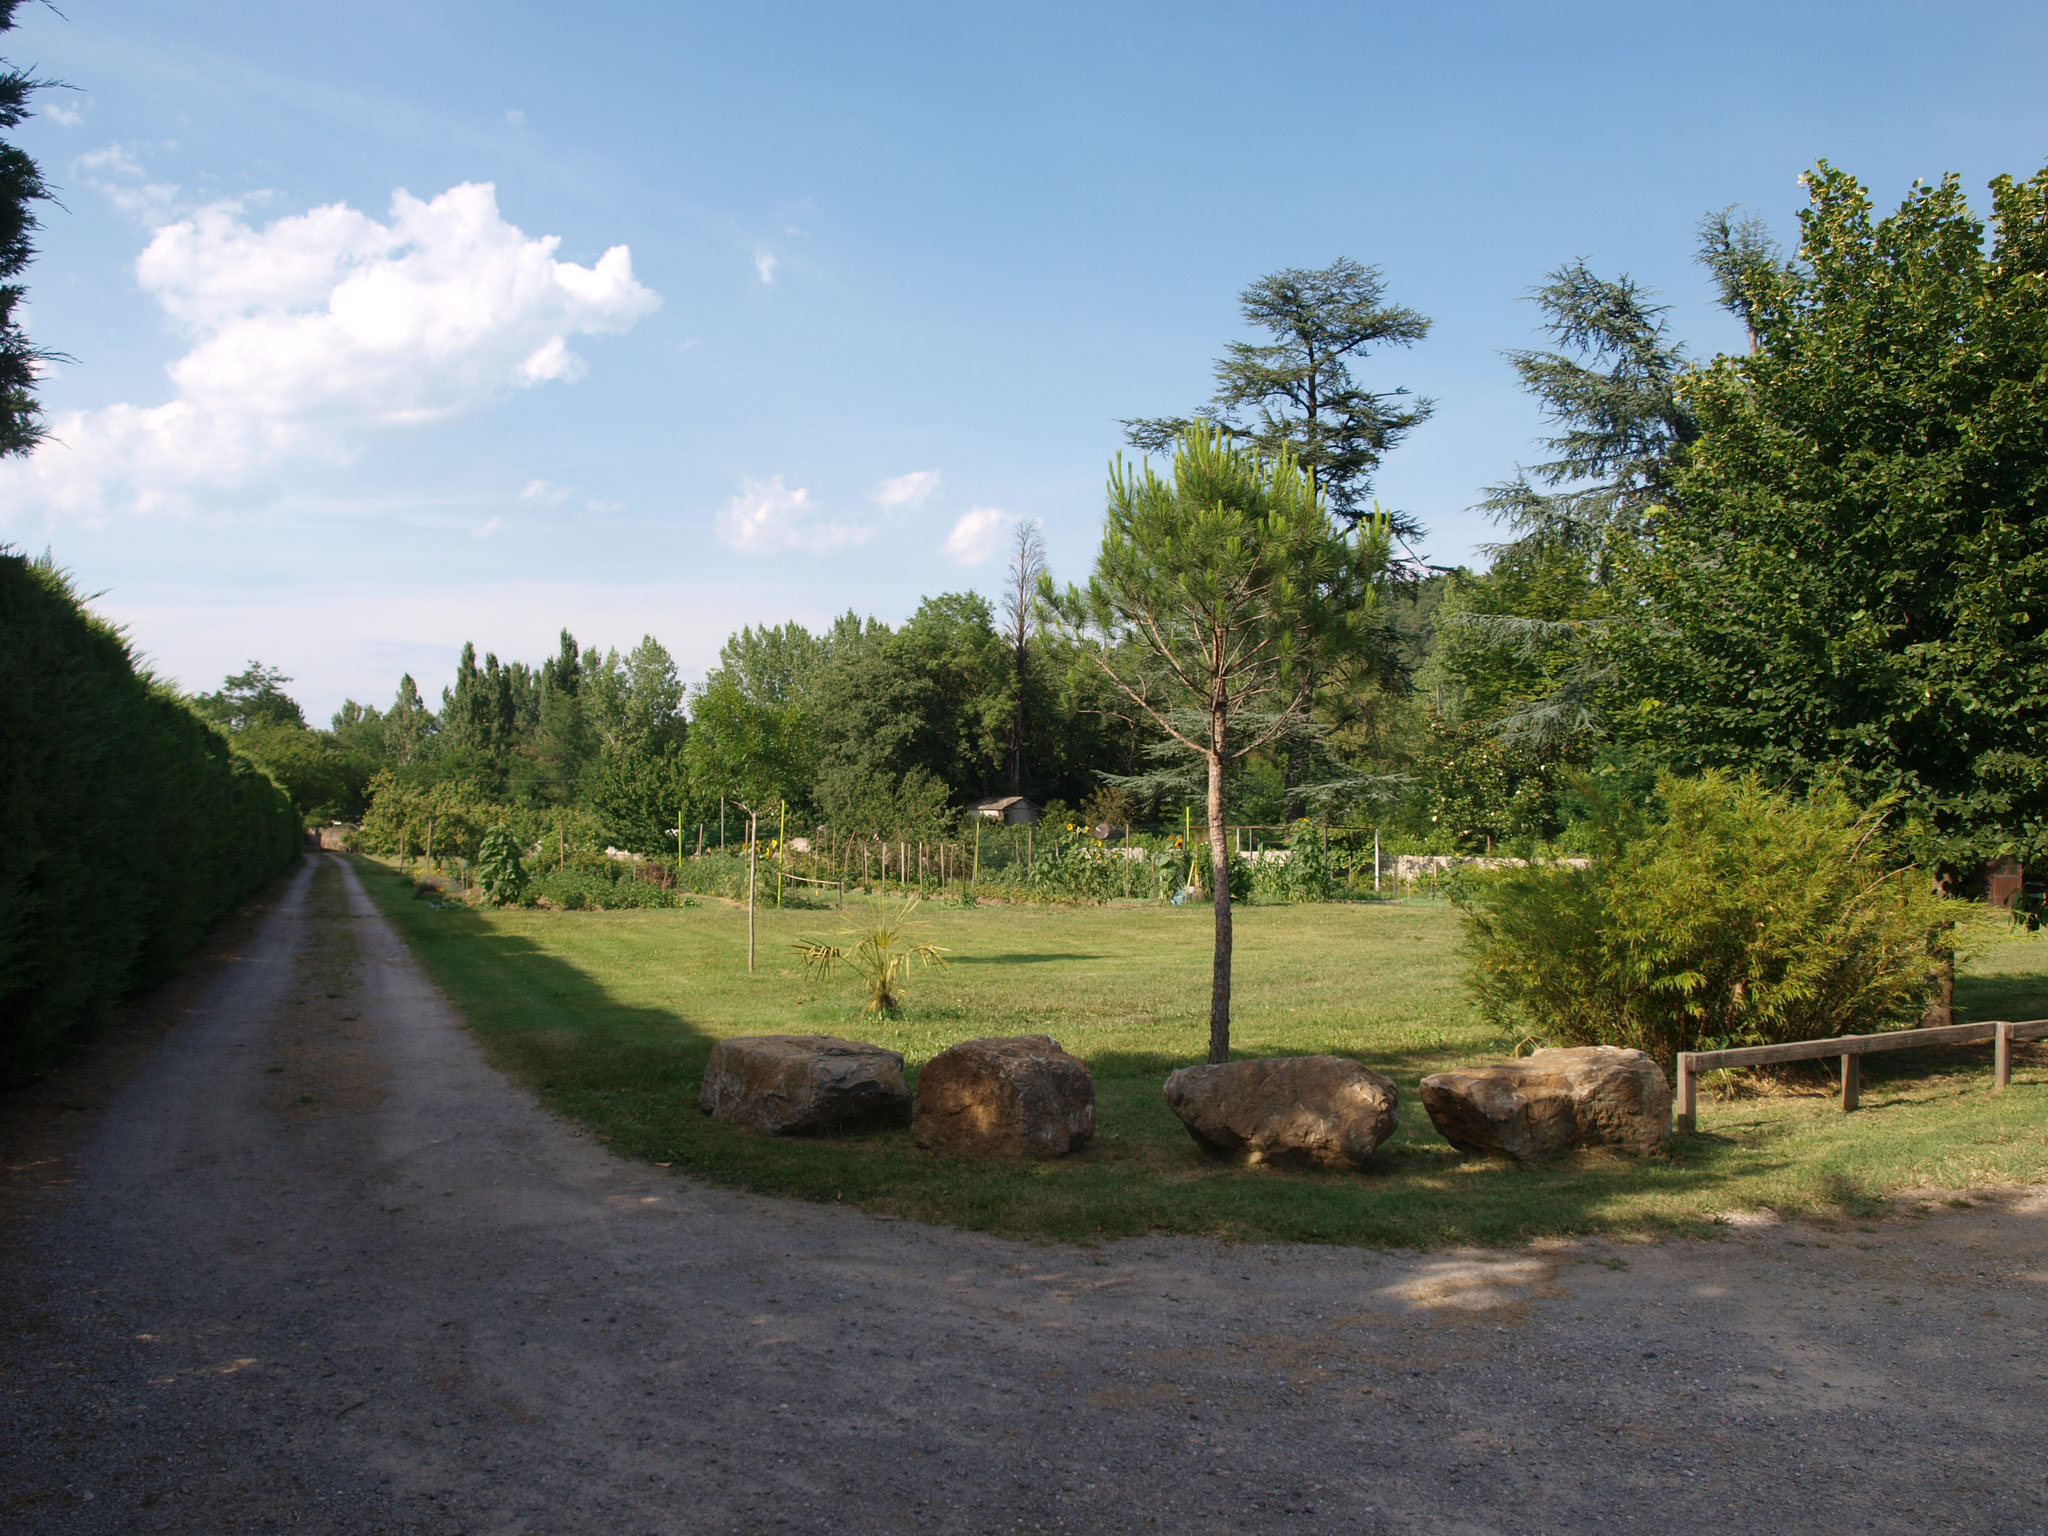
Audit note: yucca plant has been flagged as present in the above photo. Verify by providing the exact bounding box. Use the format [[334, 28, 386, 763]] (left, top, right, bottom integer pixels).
[[791, 898, 949, 1015]]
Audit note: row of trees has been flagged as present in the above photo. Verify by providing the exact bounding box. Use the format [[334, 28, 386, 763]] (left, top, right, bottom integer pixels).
[[247, 156, 2048, 909], [183, 158, 2048, 1066]]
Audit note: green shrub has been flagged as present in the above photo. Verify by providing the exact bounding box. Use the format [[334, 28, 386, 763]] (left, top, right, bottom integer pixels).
[[475, 825, 527, 907], [0, 551, 301, 1080], [1456, 771, 1956, 1067], [527, 866, 684, 910]]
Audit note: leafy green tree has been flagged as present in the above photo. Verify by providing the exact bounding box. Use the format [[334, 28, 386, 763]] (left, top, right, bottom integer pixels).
[[190, 663, 354, 822], [685, 622, 821, 817], [0, 2, 59, 457], [891, 592, 1010, 793], [1046, 426, 1389, 1062], [1622, 161, 2048, 881], [1416, 711, 1569, 851], [586, 747, 692, 857], [584, 635, 686, 758], [191, 662, 308, 732], [1126, 259, 1433, 534]]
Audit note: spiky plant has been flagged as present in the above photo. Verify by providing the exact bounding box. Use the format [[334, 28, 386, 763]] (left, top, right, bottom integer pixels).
[[791, 898, 948, 1015]]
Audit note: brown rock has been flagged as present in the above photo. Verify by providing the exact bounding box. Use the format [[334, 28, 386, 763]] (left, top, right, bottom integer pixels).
[[912, 1035, 1094, 1159], [698, 1034, 911, 1136], [1162, 1056, 1399, 1170], [1420, 1046, 1671, 1162]]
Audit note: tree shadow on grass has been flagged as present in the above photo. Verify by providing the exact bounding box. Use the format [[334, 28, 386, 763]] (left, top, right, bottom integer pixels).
[[949, 953, 1109, 966]]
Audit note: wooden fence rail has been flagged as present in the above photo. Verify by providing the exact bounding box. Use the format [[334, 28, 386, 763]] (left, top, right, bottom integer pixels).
[[1675, 1018, 2048, 1132]]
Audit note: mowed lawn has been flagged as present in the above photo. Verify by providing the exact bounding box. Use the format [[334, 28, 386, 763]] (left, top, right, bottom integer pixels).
[[352, 855, 2048, 1247]]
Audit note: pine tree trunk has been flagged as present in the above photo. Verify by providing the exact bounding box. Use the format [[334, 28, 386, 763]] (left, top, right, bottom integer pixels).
[[1206, 736, 1232, 1065]]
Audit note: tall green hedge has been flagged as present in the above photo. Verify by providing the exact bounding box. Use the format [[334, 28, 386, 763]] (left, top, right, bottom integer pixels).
[[0, 551, 302, 1081]]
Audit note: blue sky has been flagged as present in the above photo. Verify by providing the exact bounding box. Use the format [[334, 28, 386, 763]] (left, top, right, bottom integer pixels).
[[4, 0, 2045, 722]]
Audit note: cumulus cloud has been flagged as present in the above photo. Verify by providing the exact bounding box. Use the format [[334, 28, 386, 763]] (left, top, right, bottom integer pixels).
[[716, 475, 872, 555], [753, 249, 777, 285], [872, 469, 939, 511], [45, 100, 84, 128], [1, 182, 659, 520], [943, 506, 1009, 565], [520, 478, 572, 503]]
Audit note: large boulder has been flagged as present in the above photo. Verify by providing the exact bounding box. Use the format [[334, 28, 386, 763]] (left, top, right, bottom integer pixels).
[[1420, 1045, 1671, 1162], [913, 1035, 1094, 1159], [699, 1034, 911, 1136], [1162, 1056, 1399, 1171]]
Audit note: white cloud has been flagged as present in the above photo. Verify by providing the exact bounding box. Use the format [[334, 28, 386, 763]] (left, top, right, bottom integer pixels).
[[45, 100, 84, 128], [944, 506, 1009, 565], [872, 469, 939, 511], [504, 108, 525, 127], [0, 182, 659, 520], [520, 478, 571, 503], [75, 142, 182, 225], [754, 249, 777, 285], [471, 515, 502, 540], [716, 474, 872, 555]]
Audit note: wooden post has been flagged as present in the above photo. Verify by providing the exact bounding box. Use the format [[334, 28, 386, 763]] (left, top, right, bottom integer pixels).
[[1374, 828, 1381, 893], [426, 817, 434, 873], [1841, 1052, 1861, 1113], [776, 799, 785, 910], [1675, 1053, 1697, 1134], [1995, 1021, 2014, 1090], [746, 810, 758, 973], [972, 818, 981, 894]]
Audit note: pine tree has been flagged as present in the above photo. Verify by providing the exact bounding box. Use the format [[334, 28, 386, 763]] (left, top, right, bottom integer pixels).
[[1125, 259, 1431, 535], [0, 2, 60, 456]]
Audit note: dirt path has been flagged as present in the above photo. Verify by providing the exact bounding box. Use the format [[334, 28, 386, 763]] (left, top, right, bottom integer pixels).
[[4, 854, 2046, 1535]]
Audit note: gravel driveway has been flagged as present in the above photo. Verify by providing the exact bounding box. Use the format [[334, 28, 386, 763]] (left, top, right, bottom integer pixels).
[[4, 853, 2046, 1535]]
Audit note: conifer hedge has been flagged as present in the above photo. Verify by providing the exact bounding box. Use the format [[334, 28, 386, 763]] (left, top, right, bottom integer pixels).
[[0, 551, 302, 1081]]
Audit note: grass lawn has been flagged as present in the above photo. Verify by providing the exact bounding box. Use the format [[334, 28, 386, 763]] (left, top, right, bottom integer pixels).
[[351, 855, 2048, 1247]]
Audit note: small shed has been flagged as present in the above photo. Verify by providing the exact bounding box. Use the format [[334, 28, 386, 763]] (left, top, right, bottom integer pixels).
[[1989, 858, 2025, 910], [968, 795, 1041, 826]]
